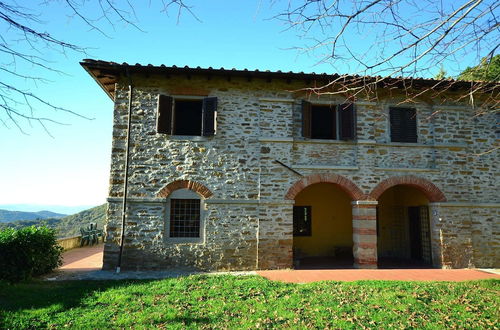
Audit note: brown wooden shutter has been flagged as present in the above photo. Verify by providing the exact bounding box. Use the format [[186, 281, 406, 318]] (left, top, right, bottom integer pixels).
[[339, 103, 356, 140], [157, 94, 173, 134], [202, 97, 217, 136], [405, 108, 418, 142], [302, 100, 312, 138], [389, 107, 403, 141], [390, 107, 417, 142], [331, 105, 337, 139]]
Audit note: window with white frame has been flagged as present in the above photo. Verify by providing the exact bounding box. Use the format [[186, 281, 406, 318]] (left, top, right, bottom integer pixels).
[[165, 189, 204, 242]]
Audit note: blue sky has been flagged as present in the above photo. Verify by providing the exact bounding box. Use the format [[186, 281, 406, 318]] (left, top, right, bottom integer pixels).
[[0, 1, 488, 212], [1, 1, 330, 211]]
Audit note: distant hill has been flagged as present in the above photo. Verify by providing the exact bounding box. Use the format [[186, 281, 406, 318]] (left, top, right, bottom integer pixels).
[[0, 204, 94, 214], [0, 209, 67, 223], [0, 204, 106, 238], [55, 204, 106, 238]]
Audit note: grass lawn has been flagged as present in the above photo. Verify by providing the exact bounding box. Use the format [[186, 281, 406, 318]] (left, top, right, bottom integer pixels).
[[0, 276, 498, 329]]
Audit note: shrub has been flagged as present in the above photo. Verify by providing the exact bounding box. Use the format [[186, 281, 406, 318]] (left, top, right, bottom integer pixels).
[[0, 226, 63, 282]]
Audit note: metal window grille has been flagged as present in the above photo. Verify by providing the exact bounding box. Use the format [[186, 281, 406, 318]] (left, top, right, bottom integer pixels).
[[170, 199, 200, 238], [419, 206, 432, 264], [390, 206, 408, 258]]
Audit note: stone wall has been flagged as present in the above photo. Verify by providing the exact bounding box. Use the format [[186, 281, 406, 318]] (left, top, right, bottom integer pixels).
[[103, 72, 499, 270]]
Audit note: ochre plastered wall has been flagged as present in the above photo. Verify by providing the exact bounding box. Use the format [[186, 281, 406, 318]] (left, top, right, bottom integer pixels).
[[293, 183, 352, 257]]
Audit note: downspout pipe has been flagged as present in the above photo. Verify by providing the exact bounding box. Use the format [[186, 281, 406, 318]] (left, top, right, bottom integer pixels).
[[116, 68, 133, 273]]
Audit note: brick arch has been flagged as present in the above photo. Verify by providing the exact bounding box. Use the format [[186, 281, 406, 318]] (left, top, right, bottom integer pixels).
[[369, 175, 446, 202], [285, 174, 366, 201], [156, 180, 213, 199]]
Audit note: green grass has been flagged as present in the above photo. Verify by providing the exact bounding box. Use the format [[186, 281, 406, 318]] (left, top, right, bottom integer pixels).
[[0, 276, 498, 329]]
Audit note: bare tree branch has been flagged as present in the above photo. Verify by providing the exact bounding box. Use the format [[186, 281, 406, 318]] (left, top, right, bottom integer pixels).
[[0, 0, 194, 135], [273, 0, 499, 112]]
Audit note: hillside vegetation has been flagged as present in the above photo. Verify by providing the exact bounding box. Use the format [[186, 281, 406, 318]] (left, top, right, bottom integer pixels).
[[0, 205, 106, 238], [55, 204, 106, 238], [0, 210, 66, 223]]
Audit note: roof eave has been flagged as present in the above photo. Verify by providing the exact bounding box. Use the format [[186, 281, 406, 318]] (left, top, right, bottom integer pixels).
[[80, 59, 499, 99], [80, 61, 119, 100]]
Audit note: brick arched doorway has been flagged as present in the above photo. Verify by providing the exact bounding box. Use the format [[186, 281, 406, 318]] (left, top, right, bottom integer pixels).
[[369, 176, 446, 268], [286, 174, 366, 269]]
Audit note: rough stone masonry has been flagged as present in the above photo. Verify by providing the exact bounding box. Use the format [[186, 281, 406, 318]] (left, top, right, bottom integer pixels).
[[81, 60, 499, 271]]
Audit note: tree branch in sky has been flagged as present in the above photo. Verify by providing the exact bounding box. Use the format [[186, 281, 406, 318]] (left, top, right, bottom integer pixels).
[[0, 0, 498, 135], [0, 0, 190, 135], [274, 0, 499, 109]]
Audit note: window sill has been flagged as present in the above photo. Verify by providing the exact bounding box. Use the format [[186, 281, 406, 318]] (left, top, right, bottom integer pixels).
[[376, 141, 467, 149], [388, 141, 420, 146], [161, 135, 213, 142], [292, 165, 359, 171], [293, 138, 357, 145], [373, 166, 439, 172], [258, 137, 358, 145], [258, 138, 467, 150], [165, 237, 204, 244]]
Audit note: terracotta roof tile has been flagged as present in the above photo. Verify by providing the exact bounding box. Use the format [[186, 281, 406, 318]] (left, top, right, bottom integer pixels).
[[80, 59, 498, 100]]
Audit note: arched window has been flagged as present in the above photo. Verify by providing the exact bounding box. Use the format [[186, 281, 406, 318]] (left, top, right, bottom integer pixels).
[[165, 188, 205, 243]]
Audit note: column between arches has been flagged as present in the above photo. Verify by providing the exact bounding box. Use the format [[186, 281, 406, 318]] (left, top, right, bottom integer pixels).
[[352, 200, 378, 269]]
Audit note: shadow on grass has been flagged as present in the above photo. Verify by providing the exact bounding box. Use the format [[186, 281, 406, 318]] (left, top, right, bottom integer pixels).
[[0, 279, 157, 313]]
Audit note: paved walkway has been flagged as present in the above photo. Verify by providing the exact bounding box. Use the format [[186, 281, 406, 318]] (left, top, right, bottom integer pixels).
[[257, 269, 500, 283], [48, 245, 499, 282], [49, 244, 253, 280]]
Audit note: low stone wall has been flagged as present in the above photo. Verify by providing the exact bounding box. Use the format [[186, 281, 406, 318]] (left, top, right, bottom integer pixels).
[[57, 236, 82, 251]]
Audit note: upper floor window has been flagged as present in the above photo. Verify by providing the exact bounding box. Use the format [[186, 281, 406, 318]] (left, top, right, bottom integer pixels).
[[389, 107, 417, 143], [302, 101, 356, 140], [156, 95, 217, 136]]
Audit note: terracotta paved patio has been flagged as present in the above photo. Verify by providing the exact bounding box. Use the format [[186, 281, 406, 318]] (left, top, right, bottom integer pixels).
[[59, 244, 104, 272], [257, 269, 499, 283], [58, 245, 499, 282]]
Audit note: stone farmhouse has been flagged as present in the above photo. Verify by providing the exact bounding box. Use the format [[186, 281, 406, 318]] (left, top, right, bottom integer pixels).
[[81, 59, 499, 271]]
